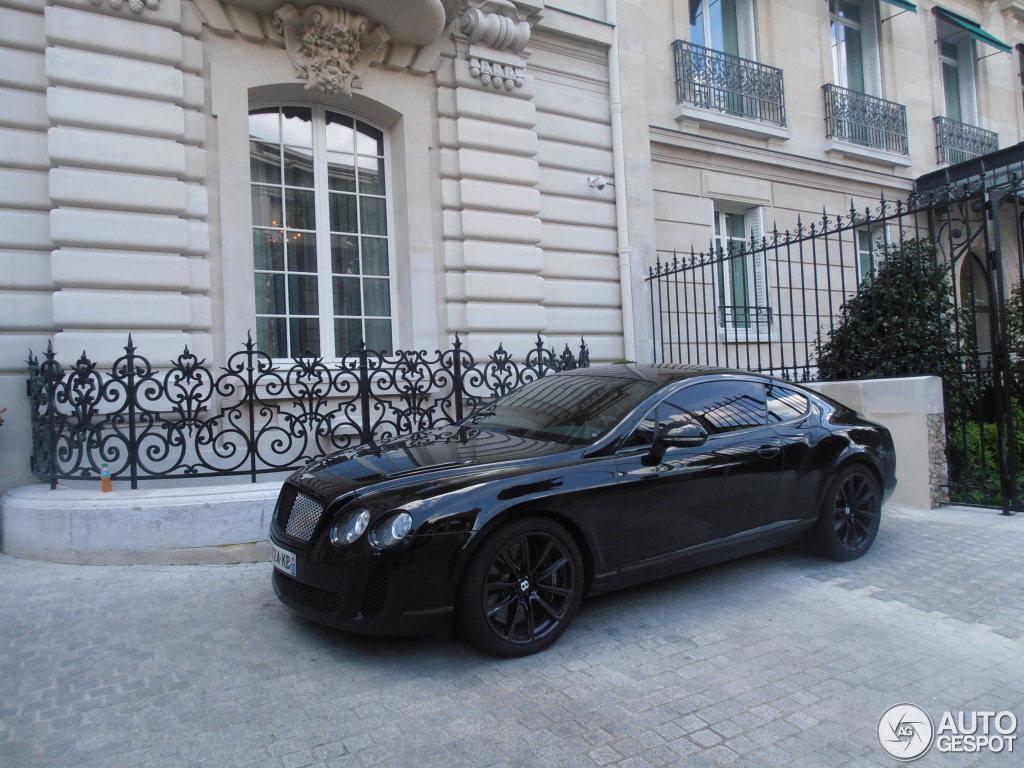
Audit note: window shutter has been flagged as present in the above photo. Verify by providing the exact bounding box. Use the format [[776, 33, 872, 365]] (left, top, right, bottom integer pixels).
[[737, 0, 756, 61], [861, 1, 882, 97], [745, 206, 768, 332], [957, 37, 977, 126]]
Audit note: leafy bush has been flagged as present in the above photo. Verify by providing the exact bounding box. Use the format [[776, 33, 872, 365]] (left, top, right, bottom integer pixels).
[[950, 404, 1024, 506], [815, 238, 959, 380]]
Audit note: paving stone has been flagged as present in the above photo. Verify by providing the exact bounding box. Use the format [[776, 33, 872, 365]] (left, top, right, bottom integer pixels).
[[1, 504, 1023, 767]]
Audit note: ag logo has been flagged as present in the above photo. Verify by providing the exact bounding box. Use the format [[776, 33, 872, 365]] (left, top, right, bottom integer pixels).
[[878, 703, 935, 761]]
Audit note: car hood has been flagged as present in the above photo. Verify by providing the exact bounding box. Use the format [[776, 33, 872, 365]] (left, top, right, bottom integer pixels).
[[293, 424, 581, 500]]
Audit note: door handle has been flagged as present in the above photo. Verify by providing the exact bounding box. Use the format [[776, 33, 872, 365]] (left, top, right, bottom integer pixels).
[[757, 445, 780, 459]]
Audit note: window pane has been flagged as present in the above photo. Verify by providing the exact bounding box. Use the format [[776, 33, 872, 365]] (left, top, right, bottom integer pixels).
[[325, 112, 355, 152], [254, 272, 285, 315], [363, 278, 391, 316], [365, 318, 392, 352], [248, 109, 279, 143], [251, 186, 282, 228], [690, 0, 705, 47], [283, 146, 314, 188], [290, 318, 320, 356], [331, 234, 359, 274], [335, 318, 362, 356], [330, 193, 357, 233], [327, 152, 357, 192], [281, 107, 312, 147], [333, 276, 362, 315], [256, 316, 286, 357], [942, 61, 962, 121], [250, 141, 280, 184], [253, 230, 284, 271], [663, 380, 767, 434], [358, 156, 385, 195], [287, 232, 316, 273], [288, 274, 319, 315], [361, 237, 388, 275], [361, 197, 387, 235], [285, 188, 315, 230], [356, 123, 383, 156], [767, 384, 809, 423]]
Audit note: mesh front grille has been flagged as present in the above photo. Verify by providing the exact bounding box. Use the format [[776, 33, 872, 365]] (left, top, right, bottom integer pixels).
[[283, 490, 325, 542], [359, 563, 392, 617], [274, 570, 342, 614]]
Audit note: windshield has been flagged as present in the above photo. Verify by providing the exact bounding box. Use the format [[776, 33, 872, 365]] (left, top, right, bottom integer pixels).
[[464, 372, 661, 445]]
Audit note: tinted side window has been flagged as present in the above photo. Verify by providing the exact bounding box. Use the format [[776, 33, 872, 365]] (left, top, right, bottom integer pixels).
[[766, 383, 810, 423], [619, 379, 769, 449], [662, 380, 768, 435]]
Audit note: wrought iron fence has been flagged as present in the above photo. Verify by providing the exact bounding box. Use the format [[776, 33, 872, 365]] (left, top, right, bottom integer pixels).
[[934, 116, 999, 165], [646, 153, 1024, 511], [673, 40, 786, 127], [822, 84, 908, 155], [27, 334, 590, 489]]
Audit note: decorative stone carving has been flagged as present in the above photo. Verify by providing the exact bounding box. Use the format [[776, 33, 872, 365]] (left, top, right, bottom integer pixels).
[[273, 4, 390, 95], [460, 0, 531, 92], [88, 0, 159, 13], [468, 57, 524, 91], [461, 0, 531, 54]]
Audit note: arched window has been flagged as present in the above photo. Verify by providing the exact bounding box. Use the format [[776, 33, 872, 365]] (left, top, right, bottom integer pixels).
[[249, 105, 392, 358]]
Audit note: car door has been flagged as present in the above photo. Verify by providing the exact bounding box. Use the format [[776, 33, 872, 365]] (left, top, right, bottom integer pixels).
[[764, 381, 823, 530], [613, 378, 783, 569]]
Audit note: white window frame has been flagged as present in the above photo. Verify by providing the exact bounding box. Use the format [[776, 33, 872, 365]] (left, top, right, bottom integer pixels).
[[689, 0, 756, 59], [249, 102, 397, 361], [936, 23, 977, 125], [829, 0, 882, 96], [714, 206, 771, 341], [854, 224, 891, 285]]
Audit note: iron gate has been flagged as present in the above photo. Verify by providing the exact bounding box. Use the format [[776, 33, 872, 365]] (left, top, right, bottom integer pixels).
[[646, 144, 1024, 512]]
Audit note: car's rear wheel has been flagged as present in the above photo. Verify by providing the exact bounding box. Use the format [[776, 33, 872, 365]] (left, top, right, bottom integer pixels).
[[807, 464, 882, 561], [457, 517, 583, 657]]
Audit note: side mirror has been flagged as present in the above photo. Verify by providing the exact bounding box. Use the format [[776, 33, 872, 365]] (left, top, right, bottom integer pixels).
[[641, 422, 708, 466], [661, 422, 709, 448]]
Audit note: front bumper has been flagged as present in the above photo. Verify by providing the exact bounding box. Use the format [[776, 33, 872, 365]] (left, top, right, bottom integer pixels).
[[269, 529, 472, 636]]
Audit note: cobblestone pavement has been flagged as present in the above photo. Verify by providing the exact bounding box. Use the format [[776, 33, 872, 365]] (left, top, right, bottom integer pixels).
[[2, 504, 1023, 768]]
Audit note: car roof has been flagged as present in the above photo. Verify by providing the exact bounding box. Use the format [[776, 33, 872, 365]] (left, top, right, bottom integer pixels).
[[553, 363, 771, 387]]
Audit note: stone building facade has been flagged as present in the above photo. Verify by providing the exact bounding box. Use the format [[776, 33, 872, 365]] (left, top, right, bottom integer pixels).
[[1, 0, 1022, 499]]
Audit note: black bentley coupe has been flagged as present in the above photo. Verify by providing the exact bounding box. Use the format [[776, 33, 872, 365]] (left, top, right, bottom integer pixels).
[[269, 365, 896, 656]]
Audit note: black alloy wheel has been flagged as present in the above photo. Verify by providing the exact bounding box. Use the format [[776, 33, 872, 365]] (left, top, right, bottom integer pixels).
[[807, 465, 881, 561], [457, 517, 583, 657]]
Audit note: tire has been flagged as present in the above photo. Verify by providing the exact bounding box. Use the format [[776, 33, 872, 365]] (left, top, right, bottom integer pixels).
[[806, 464, 882, 561], [456, 517, 583, 658]]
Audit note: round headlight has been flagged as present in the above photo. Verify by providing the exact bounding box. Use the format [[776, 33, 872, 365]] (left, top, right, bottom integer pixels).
[[330, 508, 370, 546], [369, 511, 413, 548]]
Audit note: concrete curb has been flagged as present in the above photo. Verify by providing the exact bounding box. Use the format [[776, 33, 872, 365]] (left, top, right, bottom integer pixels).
[[0, 482, 281, 565]]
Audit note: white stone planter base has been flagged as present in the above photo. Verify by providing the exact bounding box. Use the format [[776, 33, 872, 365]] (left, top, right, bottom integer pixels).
[[0, 482, 281, 565]]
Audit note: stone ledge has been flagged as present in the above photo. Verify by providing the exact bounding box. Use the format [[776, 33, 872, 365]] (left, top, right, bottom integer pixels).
[[1, 480, 281, 564]]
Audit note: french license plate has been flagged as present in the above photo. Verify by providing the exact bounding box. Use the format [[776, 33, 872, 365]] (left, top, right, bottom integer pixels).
[[269, 541, 297, 578]]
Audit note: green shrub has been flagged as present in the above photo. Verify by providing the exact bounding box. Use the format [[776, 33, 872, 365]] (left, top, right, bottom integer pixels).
[[815, 238, 959, 380]]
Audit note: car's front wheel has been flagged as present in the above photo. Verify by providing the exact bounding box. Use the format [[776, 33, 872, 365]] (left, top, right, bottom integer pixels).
[[807, 464, 882, 561], [457, 517, 583, 657]]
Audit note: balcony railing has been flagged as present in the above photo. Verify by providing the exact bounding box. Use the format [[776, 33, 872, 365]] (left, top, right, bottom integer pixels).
[[934, 117, 999, 165], [673, 40, 786, 127], [822, 84, 908, 155]]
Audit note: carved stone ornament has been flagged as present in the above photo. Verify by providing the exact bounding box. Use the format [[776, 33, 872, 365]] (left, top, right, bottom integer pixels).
[[461, 1, 531, 54], [468, 57, 524, 91], [88, 0, 159, 13], [273, 4, 390, 96], [460, 0, 531, 91]]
